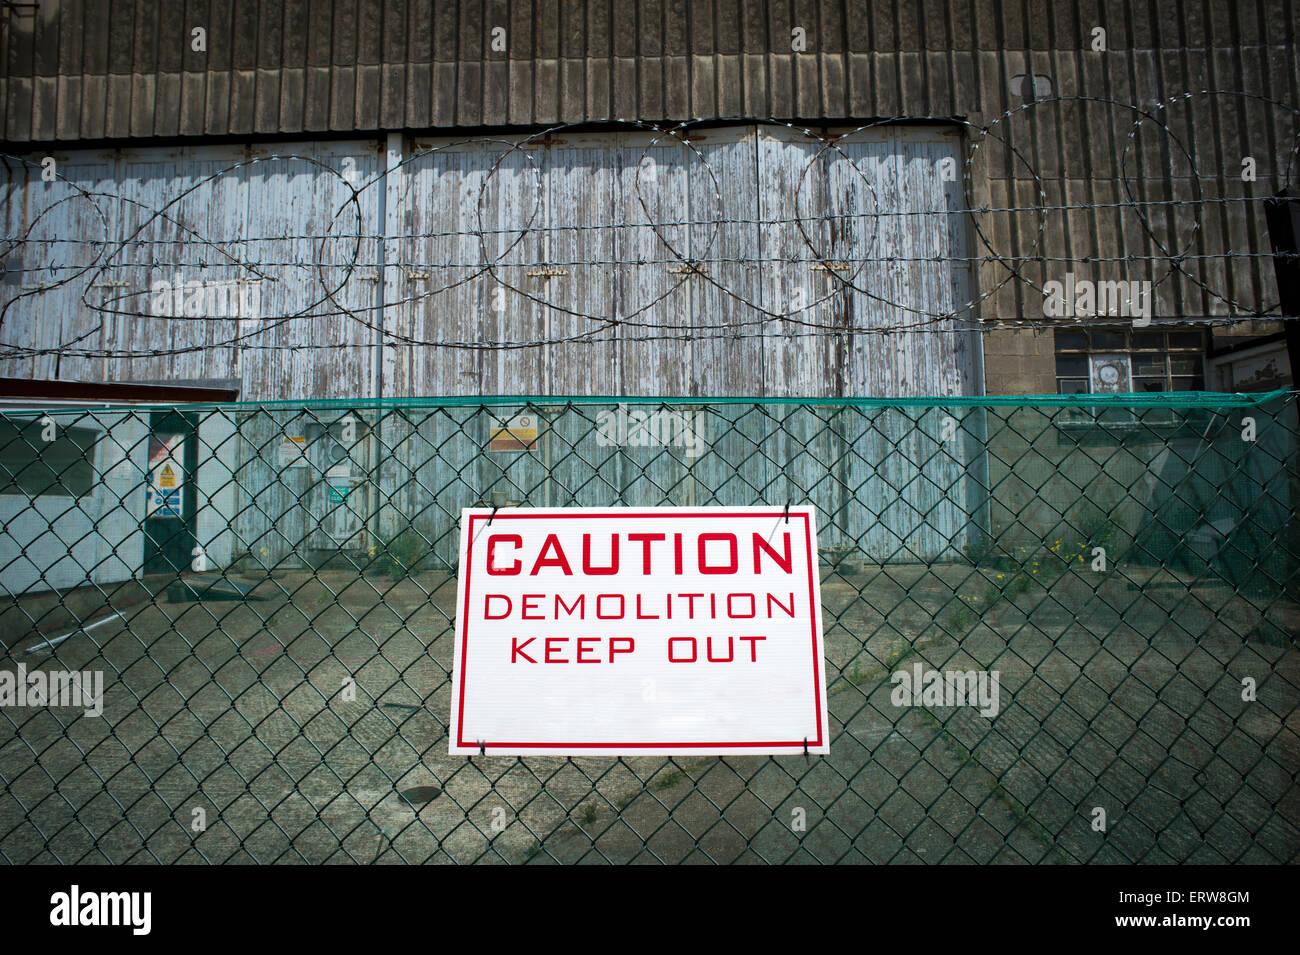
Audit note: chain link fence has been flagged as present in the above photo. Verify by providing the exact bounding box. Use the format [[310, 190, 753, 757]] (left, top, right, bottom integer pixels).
[[1, 391, 1296, 863]]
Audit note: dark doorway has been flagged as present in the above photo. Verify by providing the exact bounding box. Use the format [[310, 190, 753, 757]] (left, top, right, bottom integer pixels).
[[143, 410, 199, 574]]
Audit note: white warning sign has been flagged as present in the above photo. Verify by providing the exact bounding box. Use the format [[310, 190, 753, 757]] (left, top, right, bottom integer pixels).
[[449, 506, 829, 756], [146, 434, 185, 518], [277, 435, 307, 467]]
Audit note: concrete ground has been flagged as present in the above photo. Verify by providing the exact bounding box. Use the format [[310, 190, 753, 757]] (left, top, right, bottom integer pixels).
[[1, 562, 1296, 864]]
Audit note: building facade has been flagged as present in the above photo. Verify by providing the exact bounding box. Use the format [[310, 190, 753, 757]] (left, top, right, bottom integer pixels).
[[1, 0, 1294, 400], [1, 1, 1297, 599]]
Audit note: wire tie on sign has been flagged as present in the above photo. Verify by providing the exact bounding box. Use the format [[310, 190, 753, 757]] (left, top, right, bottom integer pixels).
[[784, 501, 791, 524], [479, 741, 486, 756], [803, 737, 809, 759], [488, 504, 499, 525]]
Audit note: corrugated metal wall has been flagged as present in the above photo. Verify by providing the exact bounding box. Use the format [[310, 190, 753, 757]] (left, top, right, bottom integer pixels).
[[4, 2, 1296, 350], [3, 1, 1296, 142], [1, 124, 979, 399]]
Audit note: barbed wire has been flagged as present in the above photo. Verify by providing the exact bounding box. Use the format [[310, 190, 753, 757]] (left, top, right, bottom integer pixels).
[[1, 90, 1297, 360], [6, 188, 1292, 249]]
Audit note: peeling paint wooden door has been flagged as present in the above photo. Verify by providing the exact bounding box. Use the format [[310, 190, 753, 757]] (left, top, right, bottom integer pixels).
[[2, 127, 986, 560]]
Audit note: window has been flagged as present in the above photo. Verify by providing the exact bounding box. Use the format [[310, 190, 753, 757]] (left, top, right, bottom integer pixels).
[[0, 419, 98, 497], [1055, 327, 1206, 395]]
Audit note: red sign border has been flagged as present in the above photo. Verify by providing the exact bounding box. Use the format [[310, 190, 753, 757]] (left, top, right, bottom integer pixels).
[[454, 509, 826, 752]]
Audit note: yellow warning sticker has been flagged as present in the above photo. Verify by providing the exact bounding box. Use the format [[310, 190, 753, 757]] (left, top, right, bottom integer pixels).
[[490, 413, 540, 451], [160, 464, 176, 488]]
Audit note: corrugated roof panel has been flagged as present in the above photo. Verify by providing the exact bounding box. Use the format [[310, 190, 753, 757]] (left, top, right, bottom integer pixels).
[[303, 65, 329, 129], [638, 0, 664, 57], [283, 0, 310, 66], [229, 67, 255, 133], [357, 0, 382, 64], [155, 69, 181, 135], [208, 0, 236, 73], [585, 56, 608, 121], [275, 65, 302, 132], [355, 59, 380, 125], [0, 0, 1291, 192]]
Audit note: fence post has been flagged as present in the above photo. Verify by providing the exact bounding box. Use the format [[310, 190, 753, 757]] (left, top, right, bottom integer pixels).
[[1264, 191, 1300, 607]]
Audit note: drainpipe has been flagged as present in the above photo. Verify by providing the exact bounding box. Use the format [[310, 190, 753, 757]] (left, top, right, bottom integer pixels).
[[366, 133, 402, 554]]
